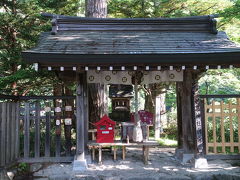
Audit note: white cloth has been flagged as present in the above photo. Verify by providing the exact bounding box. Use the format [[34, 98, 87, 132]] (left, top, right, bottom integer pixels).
[[87, 70, 132, 84], [87, 70, 183, 84], [140, 70, 183, 84]]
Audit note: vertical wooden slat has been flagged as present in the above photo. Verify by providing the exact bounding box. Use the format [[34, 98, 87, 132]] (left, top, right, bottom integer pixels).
[[35, 102, 40, 158], [55, 102, 61, 157], [220, 101, 226, 153], [204, 99, 209, 154], [64, 103, 72, 157], [45, 103, 51, 157], [229, 101, 234, 153], [11, 103, 16, 161], [212, 100, 217, 153], [0, 103, 4, 166], [6, 103, 11, 164], [1, 103, 7, 166], [0, 103, 2, 166], [238, 99, 240, 153], [24, 102, 30, 158], [15, 102, 20, 159]]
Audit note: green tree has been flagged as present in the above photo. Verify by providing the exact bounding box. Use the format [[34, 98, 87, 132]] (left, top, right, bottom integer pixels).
[[0, 0, 80, 95]]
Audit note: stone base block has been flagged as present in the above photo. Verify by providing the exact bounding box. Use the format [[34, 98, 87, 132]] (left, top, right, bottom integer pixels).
[[194, 157, 208, 169], [73, 159, 87, 171]]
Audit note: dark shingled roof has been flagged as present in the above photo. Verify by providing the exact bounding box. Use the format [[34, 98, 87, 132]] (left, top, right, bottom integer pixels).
[[22, 14, 240, 67]]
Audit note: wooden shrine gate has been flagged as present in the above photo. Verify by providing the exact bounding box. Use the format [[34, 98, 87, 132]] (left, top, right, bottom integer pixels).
[[202, 95, 240, 155]]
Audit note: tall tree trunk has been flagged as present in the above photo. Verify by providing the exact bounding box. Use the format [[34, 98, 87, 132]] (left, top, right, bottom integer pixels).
[[85, 0, 107, 18], [10, 0, 18, 96], [144, 84, 168, 139], [85, 0, 107, 125]]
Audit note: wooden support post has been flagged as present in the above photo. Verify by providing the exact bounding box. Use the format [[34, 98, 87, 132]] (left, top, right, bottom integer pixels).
[[55, 101, 61, 157], [155, 95, 161, 139], [237, 99, 240, 153], [35, 102, 40, 158], [176, 82, 183, 149], [92, 131, 96, 140], [177, 70, 203, 154], [24, 102, 30, 158], [92, 146, 95, 161], [122, 146, 126, 160], [147, 125, 150, 140], [181, 71, 195, 153], [83, 72, 89, 151], [212, 101, 217, 153], [64, 95, 73, 157], [45, 102, 51, 157], [113, 146, 117, 161], [98, 146, 102, 164], [6, 103, 11, 163], [11, 103, 15, 162], [143, 146, 149, 165], [193, 79, 204, 154], [76, 72, 85, 161], [229, 101, 234, 153], [204, 99, 209, 154], [15, 102, 20, 159], [220, 101, 226, 153], [0, 103, 6, 166], [200, 99, 206, 155], [133, 77, 143, 142]]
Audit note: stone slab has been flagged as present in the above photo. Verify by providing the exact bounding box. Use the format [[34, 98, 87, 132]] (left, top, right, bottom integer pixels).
[[73, 160, 87, 171]]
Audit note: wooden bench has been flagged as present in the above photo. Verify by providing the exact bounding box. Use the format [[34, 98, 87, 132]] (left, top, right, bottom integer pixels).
[[87, 140, 159, 165]]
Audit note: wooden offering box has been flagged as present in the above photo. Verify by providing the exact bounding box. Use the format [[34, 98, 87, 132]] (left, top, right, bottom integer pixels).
[[95, 115, 116, 143]]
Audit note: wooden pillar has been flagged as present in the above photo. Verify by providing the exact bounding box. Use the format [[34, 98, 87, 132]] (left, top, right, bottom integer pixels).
[[176, 82, 183, 149], [154, 95, 161, 139], [76, 72, 85, 161], [192, 78, 204, 154], [177, 70, 196, 153], [134, 82, 139, 123], [83, 72, 89, 151], [133, 79, 143, 142]]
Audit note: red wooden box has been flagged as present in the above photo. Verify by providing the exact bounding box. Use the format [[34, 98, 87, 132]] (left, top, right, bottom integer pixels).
[[95, 115, 116, 143]]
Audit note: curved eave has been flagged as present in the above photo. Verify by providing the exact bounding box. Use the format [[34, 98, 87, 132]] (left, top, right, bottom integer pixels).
[[22, 51, 240, 67]]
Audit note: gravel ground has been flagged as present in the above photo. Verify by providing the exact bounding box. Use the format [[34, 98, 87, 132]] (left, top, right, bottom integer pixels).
[[32, 147, 240, 180]]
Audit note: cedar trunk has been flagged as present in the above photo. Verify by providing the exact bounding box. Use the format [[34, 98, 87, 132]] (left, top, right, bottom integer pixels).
[[85, 0, 107, 125], [85, 0, 107, 18]]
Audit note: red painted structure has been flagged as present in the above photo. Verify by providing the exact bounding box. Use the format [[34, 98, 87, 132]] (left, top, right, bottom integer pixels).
[[95, 115, 116, 143]]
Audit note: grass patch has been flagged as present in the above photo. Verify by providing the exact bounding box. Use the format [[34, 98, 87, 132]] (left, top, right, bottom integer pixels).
[[157, 138, 177, 147]]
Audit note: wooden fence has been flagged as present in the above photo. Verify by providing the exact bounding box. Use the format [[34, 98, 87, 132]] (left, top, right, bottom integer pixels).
[[204, 97, 240, 154], [0, 102, 20, 167], [0, 95, 77, 165], [18, 96, 76, 163]]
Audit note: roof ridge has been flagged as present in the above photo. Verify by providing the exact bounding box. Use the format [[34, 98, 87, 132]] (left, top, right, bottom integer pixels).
[[41, 13, 218, 35]]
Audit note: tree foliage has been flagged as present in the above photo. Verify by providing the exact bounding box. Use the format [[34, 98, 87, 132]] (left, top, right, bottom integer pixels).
[[0, 0, 80, 95]]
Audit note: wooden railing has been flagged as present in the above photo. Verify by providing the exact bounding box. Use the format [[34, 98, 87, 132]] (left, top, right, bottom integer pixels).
[[202, 95, 240, 154]]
